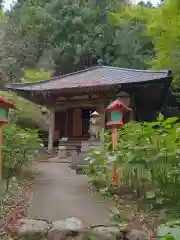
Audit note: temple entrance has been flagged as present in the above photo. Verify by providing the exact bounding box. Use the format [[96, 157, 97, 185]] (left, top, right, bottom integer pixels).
[[55, 107, 96, 139], [81, 108, 96, 137], [55, 111, 66, 137]]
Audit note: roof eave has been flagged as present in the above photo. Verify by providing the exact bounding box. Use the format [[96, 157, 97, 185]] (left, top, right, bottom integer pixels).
[[4, 75, 172, 92]]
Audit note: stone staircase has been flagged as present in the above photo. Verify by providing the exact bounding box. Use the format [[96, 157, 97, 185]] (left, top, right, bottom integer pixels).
[[58, 138, 88, 156]]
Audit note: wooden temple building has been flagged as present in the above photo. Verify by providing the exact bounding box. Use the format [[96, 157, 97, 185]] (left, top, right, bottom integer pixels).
[[5, 65, 173, 152]]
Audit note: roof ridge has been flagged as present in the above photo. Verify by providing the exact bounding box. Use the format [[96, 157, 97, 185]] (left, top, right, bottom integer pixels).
[[102, 65, 170, 74]]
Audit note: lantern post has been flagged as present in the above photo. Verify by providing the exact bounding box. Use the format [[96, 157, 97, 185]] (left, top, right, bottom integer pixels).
[[105, 98, 131, 186], [0, 96, 16, 181]]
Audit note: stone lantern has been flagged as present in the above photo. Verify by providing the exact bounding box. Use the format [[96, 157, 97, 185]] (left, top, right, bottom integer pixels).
[[73, 111, 101, 172], [89, 111, 101, 140]]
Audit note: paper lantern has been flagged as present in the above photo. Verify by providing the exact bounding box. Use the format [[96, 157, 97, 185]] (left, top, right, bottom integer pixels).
[[105, 98, 131, 127], [0, 96, 16, 125]]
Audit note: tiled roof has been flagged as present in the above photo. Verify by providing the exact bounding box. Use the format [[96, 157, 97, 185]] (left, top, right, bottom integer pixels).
[[5, 66, 172, 91]]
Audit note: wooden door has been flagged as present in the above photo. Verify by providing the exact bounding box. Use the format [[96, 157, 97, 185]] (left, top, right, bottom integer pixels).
[[73, 108, 82, 137]]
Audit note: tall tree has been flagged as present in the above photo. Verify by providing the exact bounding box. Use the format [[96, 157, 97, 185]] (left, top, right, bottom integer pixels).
[[3, 0, 125, 78], [0, 0, 156, 82], [109, 4, 155, 69], [146, 0, 180, 106], [110, 0, 180, 107]]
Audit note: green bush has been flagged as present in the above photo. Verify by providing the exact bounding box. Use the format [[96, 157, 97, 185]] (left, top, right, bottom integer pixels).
[[2, 123, 41, 189], [0, 91, 49, 131], [87, 116, 180, 216], [158, 220, 180, 240]]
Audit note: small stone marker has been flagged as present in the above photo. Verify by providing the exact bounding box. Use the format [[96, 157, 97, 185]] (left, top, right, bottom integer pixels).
[[81, 140, 89, 152], [58, 145, 67, 159]]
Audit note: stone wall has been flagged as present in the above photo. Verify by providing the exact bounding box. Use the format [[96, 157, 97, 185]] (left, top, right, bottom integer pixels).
[[12, 217, 149, 240]]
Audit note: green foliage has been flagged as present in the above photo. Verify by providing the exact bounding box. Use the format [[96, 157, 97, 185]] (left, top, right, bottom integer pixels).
[[2, 123, 41, 189], [21, 68, 52, 83], [0, 68, 50, 131], [0, 91, 49, 131], [158, 220, 180, 239], [109, 1, 180, 106], [87, 116, 180, 217], [0, 0, 155, 81]]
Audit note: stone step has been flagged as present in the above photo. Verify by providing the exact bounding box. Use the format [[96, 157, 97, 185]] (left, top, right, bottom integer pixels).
[[59, 140, 82, 144], [58, 140, 84, 156]]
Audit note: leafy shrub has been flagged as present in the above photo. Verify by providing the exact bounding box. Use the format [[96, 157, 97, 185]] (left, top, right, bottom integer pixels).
[[2, 123, 41, 189], [87, 116, 180, 216], [0, 91, 49, 131], [20, 68, 52, 83], [158, 220, 180, 240], [0, 67, 51, 131]]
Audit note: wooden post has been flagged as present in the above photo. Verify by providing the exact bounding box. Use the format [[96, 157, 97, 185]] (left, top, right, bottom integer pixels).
[[129, 94, 134, 121], [48, 108, 55, 153], [99, 93, 105, 142], [111, 127, 119, 186], [112, 127, 118, 150], [65, 108, 68, 137], [0, 127, 2, 181]]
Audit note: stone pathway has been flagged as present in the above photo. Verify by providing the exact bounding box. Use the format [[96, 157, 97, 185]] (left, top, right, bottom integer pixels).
[[28, 162, 112, 225]]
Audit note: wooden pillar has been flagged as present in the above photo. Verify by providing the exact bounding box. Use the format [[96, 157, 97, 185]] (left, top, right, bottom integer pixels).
[[48, 108, 55, 153], [129, 95, 134, 121], [98, 93, 105, 142], [65, 108, 68, 137]]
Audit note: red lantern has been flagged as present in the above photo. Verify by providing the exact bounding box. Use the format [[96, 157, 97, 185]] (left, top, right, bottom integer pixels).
[[105, 99, 132, 187], [0, 96, 16, 181], [0, 96, 16, 125], [105, 99, 131, 128]]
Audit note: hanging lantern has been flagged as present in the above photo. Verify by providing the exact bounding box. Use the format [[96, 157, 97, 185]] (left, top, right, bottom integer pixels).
[[0, 96, 16, 125], [105, 98, 131, 128]]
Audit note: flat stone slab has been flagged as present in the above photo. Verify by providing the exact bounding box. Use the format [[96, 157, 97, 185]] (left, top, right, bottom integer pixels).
[[51, 217, 85, 231], [14, 218, 50, 239]]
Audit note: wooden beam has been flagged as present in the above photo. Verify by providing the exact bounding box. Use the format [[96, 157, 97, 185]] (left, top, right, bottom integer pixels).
[[54, 99, 102, 110], [56, 93, 99, 101]]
